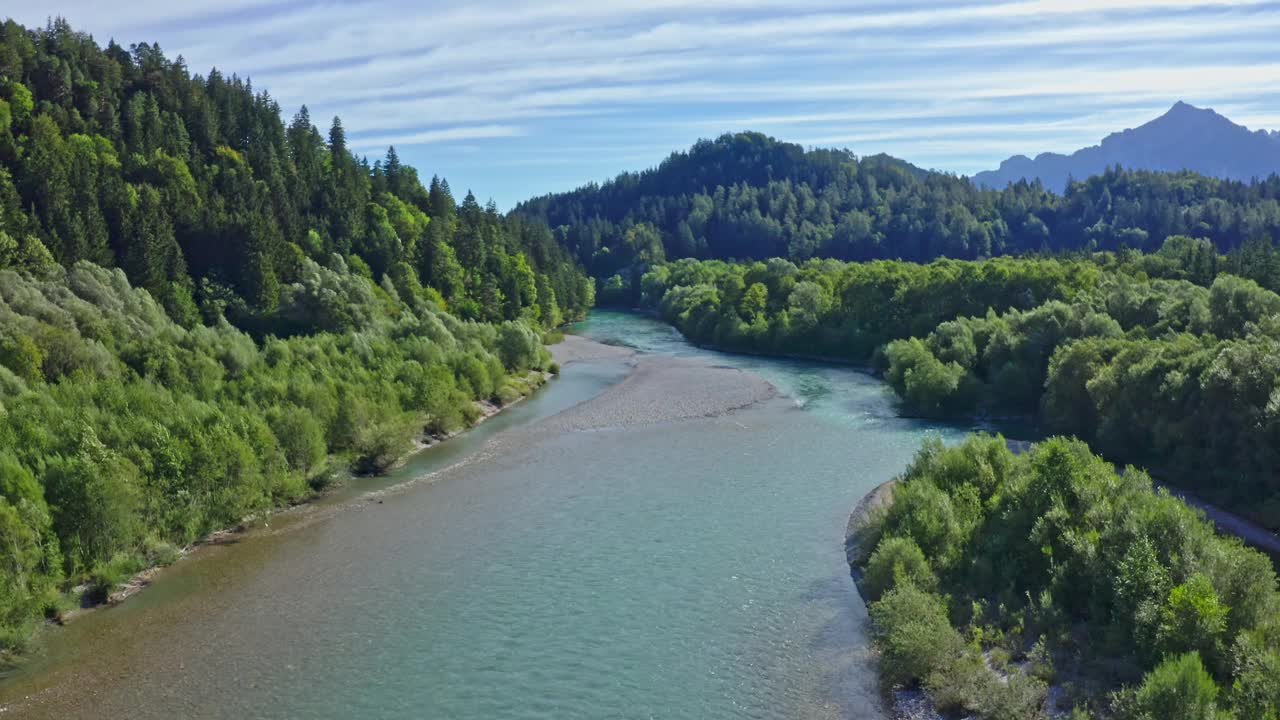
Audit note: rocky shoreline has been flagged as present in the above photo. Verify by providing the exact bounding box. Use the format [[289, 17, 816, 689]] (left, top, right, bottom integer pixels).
[[846, 477, 964, 720]]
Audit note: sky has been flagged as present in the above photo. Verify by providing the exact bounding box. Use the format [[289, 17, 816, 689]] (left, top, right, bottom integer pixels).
[[11, 1, 1280, 209]]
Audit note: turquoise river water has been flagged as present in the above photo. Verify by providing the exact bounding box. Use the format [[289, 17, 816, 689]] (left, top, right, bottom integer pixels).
[[0, 310, 1004, 719]]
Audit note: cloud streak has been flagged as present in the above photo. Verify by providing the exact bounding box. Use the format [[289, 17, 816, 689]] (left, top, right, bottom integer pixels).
[[12, 0, 1280, 207]]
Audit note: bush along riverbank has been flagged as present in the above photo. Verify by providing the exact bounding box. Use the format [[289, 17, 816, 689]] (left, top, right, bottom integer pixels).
[[0, 261, 563, 665], [847, 435, 1280, 720], [59, 363, 553, 630]]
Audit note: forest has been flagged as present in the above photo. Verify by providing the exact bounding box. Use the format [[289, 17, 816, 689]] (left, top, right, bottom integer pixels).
[[638, 241, 1280, 531], [851, 435, 1280, 719], [0, 18, 592, 327], [0, 18, 590, 656], [516, 131, 1280, 303]]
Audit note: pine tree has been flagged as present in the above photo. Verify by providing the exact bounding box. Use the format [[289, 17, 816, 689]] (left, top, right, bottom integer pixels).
[[328, 116, 346, 160], [428, 176, 455, 219], [384, 145, 402, 197]]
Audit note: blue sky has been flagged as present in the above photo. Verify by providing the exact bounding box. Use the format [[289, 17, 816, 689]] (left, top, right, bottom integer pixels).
[[14, 1, 1280, 208]]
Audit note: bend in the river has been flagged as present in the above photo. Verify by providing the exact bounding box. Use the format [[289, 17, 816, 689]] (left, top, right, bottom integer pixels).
[[1, 310, 1004, 719]]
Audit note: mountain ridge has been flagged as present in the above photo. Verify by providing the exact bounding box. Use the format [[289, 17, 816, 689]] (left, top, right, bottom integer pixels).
[[972, 102, 1280, 190]]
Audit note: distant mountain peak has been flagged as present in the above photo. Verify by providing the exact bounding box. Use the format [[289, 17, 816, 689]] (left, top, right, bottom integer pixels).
[[972, 103, 1280, 190], [1150, 101, 1227, 126]]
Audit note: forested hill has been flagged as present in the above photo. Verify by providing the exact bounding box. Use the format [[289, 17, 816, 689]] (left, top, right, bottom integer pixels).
[[0, 18, 592, 328], [515, 131, 1280, 302], [0, 17, 590, 655]]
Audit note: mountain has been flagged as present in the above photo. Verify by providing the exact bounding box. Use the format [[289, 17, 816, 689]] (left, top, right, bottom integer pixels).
[[972, 102, 1280, 190]]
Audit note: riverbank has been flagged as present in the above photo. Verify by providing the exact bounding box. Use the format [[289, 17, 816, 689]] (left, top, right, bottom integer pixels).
[[35, 365, 559, 637], [0, 327, 807, 719], [845, 478, 943, 720], [844, 478, 896, 589]]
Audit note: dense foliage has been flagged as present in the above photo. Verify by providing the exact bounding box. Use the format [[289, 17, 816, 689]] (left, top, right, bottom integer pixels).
[[0, 260, 556, 654], [516, 131, 1280, 303], [877, 261, 1280, 529], [853, 436, 1280, 719], [641, 254, 1101, 361], [0, 18, 592, 326], [640, 242, 1280, 529], [0, 18, 591, 658]]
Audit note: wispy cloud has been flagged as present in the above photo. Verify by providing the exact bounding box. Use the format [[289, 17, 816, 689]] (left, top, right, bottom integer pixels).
[[348, 124, 525, 151], [14, 0, 1280, 207]]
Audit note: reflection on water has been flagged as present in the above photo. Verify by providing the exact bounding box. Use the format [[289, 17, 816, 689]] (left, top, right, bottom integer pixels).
[[1, 311, 1008, 719]]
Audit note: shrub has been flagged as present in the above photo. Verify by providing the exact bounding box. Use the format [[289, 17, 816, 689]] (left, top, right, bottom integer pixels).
[[1127, 652, 1222, 720], [1227, 630, 1280, 720], [453, 352, 496, 398], [977, 672, 1048, 720], [869, 582, 964, 688], [1157, 575, 1229, 673], [351, 416, 418, 475], [862, 536, 936, 602], [880, 478, 965, 571], [268, 406, 328, 477], [925, 648, 991, 713], [87, 552, 144, 604], [495, 381, 523, 406], [142, 537, 182, 567], [496, 321, 540, 371]]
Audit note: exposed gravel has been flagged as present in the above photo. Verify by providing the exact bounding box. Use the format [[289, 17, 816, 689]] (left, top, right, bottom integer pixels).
[[539, 354, 777, 432], [549, 334, 635, 365]]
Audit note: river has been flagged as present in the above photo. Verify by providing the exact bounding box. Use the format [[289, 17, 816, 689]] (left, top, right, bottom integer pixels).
[[0, 310, 994, 719]]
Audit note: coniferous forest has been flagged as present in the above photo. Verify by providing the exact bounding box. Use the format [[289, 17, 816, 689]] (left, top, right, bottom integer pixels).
[[0, 18, 590, 652], [0, 19, 591, 327]]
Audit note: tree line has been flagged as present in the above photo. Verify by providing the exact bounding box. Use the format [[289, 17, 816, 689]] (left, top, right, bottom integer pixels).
[[852, 435, 1279, 719], [515, 131, 1280, 303]]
